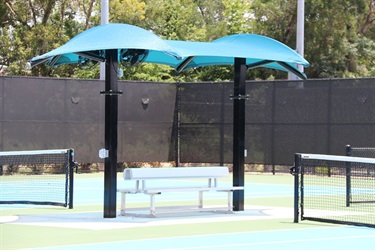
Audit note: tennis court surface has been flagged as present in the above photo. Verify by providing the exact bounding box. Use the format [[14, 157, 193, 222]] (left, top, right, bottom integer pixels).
[[1, 173, 374, 250]]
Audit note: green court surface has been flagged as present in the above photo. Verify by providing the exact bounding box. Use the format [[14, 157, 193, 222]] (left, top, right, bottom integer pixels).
[[1, 173, 374, 250]]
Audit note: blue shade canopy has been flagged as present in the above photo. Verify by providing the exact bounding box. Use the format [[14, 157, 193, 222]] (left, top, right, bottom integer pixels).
[[30, 23, 182, 67], [155, 34, 309, 79], [30, 23, 309, 79]]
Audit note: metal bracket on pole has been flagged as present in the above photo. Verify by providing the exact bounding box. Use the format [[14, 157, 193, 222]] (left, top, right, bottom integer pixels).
[[229, 94, 249, 100], [99, 148, 109, 159], [100, 90, 123, 95]]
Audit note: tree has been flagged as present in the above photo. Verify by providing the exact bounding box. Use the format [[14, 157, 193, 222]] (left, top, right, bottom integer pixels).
[[358, 0, 375, 35], [1, 0, 374, 79], [251, 0, 375, 78], [110, 0, 146, 25], [0, 0, 97, 76]]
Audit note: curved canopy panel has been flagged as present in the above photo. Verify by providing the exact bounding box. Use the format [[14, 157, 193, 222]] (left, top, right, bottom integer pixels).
[[158, 34, 309, 79], [30, 23, 182, 67]]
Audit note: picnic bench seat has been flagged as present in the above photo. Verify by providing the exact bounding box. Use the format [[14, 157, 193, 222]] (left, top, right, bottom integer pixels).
[[117, 167, 244, 216]]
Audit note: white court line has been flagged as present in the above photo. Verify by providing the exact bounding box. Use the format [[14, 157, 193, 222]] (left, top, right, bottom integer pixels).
[[4, 205, 293, 230], [0, 215, 19, 223]]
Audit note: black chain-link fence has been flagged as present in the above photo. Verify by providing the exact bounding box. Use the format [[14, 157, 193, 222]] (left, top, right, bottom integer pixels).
[[179, 79, 375, 169], [0, 77, 176, 164], [1, 76, 374, 172]]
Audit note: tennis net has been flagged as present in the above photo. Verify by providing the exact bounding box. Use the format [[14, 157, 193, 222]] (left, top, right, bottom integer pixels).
[[292, 153, 375, 228], [0, 149, 75, 208]]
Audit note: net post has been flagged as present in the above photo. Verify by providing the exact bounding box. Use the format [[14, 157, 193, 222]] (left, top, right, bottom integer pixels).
[[345, 145, 352, 207], [345, 144, 352, 156], [293, 153, 300, 223], [68, 149, 75, 209]]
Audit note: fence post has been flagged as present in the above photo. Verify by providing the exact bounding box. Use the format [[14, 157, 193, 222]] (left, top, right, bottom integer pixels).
[[175, 83, 181, 167]]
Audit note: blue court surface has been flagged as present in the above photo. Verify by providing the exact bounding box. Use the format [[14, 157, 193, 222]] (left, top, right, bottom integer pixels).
[[1, 174, 374, 250], [32, 226, 375, 250]]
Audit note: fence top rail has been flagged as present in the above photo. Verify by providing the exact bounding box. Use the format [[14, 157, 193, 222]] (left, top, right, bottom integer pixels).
[[297, 153, 375, 164]]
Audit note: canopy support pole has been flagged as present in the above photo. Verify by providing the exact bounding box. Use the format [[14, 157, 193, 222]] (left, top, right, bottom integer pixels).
[[233, 57, 246, 211], [103, 49, 118, 218]]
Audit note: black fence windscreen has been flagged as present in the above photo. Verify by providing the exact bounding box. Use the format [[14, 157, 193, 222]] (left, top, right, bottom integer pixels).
[[0, 76, 374, 167], [179, 82, 233, 164], [179, 79, 375, 166], [0, 77, 176, 163], [118, 82, 176, 162]]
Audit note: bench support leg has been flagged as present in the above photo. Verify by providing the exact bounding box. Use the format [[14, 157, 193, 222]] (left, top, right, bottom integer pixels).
[[228, 191, 233, 212], [120, 193, 126, 215], [199, 191, 203, 208], [150, 194, 156, 215]]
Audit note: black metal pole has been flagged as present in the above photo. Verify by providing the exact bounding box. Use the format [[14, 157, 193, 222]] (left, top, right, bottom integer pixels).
[[233, 57, 246, 211], [220, 83, 225, 166], [103, 49, 119, 218]]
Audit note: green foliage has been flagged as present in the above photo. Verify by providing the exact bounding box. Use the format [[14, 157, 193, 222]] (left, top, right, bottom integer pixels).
[[72, 63, 100, 79], [251, 0, 375, 79], [110, 0, 146, 24], [120, 63, 177, 82], [301, 0, 375, 78], [1, 0, 374, 80], [1, 0, 90, 76], [143, 0, 207, 41], [222, 0, 253, 34]]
